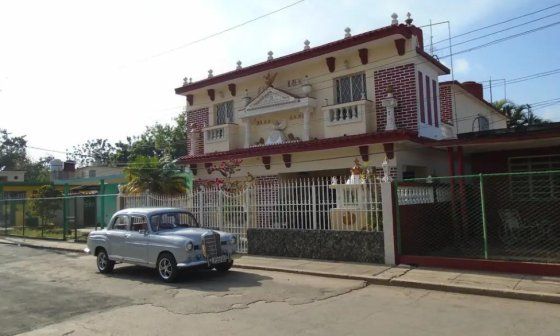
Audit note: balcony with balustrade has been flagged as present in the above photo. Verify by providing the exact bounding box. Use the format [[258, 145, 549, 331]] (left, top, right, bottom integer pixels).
[[322, 99, 376, 138], [202, 123, 240, 154]]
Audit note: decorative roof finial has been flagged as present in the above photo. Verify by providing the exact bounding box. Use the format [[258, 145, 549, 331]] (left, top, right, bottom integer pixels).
[[267, 51, 274, 61], [391, 13, 398, 26], [208, 69, 214, 78], [405, 12, 413, 26], [183, 77, 188, 86], [344, 27, 351, 38], [303, 39, 310, 50], [236, 60, 242, 70]]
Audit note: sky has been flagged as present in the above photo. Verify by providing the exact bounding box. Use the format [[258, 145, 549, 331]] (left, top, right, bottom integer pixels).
[[1, 0, 559, 160]]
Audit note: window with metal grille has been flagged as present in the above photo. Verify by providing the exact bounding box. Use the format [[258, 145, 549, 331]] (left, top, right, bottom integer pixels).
[[215, 100, 234, 125], [508, 155, 560, 199], [472, 116, 490, 132], [335, 73, 366, 104]]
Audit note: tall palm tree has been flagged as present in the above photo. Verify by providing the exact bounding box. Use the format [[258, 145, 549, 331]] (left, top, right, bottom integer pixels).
[[122, 156, 190, 195], [493, 99, 548, 129]]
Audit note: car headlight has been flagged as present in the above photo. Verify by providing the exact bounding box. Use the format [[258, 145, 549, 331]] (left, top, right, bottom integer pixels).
[[230, 236, 237, 245], [185, 241, 194, 251]]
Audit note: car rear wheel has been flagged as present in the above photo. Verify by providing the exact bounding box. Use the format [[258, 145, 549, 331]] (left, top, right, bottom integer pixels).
[[157, 252, 178, 283], [97, 248, 115, 274], [214, 260, 233, 272]]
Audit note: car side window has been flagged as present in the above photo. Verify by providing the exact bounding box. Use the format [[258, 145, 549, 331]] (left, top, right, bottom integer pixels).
[[130, 215, 148, 232], [111, 216, 129, 231]]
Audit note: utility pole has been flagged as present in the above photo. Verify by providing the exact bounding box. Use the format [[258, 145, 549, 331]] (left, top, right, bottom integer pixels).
[[489, 76, 493, 103]]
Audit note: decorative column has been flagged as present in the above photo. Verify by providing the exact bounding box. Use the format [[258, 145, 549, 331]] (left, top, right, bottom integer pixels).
[[381, 86, 398, 131], [244, 120, 251, 148], [302, 108, 311, 141]]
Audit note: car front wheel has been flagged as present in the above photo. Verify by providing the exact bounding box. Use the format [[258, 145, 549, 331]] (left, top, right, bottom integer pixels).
[[157, 252, 178, 283], [215, 260, 233, 272], [97, 248, 115, 274]]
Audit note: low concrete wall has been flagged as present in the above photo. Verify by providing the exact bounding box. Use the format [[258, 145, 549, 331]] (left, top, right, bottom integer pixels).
[[247, 229, 384, 263]]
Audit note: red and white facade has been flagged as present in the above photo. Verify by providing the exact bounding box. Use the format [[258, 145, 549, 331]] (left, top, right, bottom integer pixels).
[[174, 15, 506, 182]]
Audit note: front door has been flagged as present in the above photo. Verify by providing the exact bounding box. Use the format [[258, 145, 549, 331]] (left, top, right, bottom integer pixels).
[[122, 215, 149, 264]]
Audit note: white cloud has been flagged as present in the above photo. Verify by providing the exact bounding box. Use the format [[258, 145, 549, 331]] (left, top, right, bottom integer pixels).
[[453, 58, 471, 75]]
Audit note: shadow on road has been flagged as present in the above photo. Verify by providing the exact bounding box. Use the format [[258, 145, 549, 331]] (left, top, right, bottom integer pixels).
[[105, 264, 272, 291]]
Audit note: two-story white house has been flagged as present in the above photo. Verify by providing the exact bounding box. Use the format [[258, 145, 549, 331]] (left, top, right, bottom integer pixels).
[[175, 14, 506, 184]]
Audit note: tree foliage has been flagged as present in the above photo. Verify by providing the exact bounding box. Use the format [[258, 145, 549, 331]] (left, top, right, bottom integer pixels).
[[121, 156, 190, 195], [0, 129, 28, 170], [67, 138, 115, 167], [30, 185, 63, 224], [493, 99, 549, 129]]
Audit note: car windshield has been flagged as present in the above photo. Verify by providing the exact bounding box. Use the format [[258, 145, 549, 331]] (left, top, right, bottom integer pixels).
[[149, 212, 199, 232]]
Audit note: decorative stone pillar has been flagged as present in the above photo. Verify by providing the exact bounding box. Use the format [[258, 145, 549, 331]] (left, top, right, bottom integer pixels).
[[381, 86, 398, 131], [302, 108, 311, 141], [244, 120, 251, 148]]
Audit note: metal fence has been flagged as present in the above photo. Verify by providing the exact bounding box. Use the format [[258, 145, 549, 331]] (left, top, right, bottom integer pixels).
[[0, 194, 118, 242], [121, 177, 382, 253], [395, 171, 560, 264]]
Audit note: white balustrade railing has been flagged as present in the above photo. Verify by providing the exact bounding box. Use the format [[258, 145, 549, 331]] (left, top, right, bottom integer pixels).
[[324, 100, 372, 126], [204, 125, 227, 143], [397, 185, 452, 205]]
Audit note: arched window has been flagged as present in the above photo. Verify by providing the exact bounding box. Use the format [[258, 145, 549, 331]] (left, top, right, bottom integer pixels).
[[472, 115, 490, 132]]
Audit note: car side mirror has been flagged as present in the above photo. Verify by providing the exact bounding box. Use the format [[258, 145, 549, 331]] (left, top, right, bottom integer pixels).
[[138, 229, 147, 235]]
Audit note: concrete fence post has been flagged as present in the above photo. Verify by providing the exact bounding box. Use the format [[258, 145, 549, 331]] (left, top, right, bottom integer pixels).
[[381, 181, 396, 265], [380, 159, 396, 265]]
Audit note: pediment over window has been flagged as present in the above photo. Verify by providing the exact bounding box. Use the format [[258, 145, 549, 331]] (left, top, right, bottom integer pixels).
[[243, 86, 316, 118]]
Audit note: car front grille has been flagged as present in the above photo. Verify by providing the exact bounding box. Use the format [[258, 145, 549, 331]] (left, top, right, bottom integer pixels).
[[202, 232, 222, 258]]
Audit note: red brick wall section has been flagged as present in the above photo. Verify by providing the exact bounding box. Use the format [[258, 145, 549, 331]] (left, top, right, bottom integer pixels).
[[255, 175, 280, 228], [186, 107, 209, 156], [374, 64, 418, 132], [440, 85, 453, 124]]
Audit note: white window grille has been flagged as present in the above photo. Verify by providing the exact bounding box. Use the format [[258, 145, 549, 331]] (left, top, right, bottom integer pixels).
[[215, 100, 234, 125], [472, 115, 490, 131], [508, 155, 560, 199], [335, 73, 366, 104]]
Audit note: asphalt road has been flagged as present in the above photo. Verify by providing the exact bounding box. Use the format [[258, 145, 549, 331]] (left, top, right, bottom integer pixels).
[[1, 244, 560, 336]]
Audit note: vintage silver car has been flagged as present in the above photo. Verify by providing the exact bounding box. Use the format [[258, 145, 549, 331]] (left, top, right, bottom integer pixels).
[[85, 207, 237, 282]]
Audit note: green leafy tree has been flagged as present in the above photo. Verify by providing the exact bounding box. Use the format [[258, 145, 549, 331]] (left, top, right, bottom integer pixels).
[[24, 156, 54, 183], [30, 185, 63, 225], [67, 138, 115, 167], [121, 156, 191, 195], [493, 99, 549, 129], [0, 129, 27, 170]]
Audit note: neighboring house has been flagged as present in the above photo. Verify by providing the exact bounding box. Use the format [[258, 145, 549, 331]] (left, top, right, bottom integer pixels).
[[174, 14, 507, 183], [52, 162, 125, 228], [0, 171, 26, 183]]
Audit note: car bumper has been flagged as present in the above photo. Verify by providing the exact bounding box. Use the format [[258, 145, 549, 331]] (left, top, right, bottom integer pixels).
[[176, 253, 237, 269]]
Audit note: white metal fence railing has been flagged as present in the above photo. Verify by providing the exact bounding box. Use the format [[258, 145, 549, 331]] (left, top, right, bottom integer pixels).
[[120, 177, 382, 253]]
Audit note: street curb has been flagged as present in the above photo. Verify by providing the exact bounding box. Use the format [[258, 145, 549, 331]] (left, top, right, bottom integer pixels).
[[233, 263, 382, 284], [2, 241, 559, 305], [234, 263, 560, 305], [0, 239, 85, 254]]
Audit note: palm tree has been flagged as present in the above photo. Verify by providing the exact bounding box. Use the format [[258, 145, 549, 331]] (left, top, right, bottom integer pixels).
[[493, 99, 548, 129], [121, 156, 190, 195]]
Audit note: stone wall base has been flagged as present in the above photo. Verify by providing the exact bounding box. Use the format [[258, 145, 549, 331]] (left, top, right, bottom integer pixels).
[[247, 229, 384, 263]]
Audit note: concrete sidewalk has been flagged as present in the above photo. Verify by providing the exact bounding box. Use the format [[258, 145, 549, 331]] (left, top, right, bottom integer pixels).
[[2, 236, 560, 304]]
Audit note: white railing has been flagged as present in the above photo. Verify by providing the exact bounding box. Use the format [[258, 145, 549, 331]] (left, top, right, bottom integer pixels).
[[397, 185, 451, 205], [204, 125, 227, 143], [120, 177, 382, 253], [323, 100, 373, 126]]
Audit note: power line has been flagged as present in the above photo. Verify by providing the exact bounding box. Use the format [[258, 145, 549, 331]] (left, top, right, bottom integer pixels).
[[431, 3, 560, 46], [142, 0, 305, 61]]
